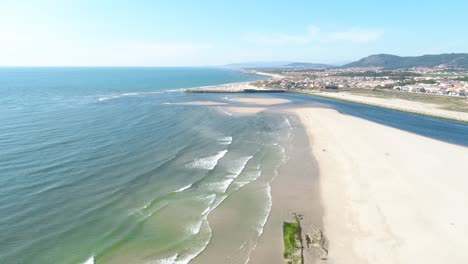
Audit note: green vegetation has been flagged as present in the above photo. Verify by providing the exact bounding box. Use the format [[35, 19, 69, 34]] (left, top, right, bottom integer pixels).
[[344, 53, 468, 69], [397, 79, 437, 86], [283, 216, 303, 264], [340, 88, 468, 113], [335, 70, 421, 78], [283, 222, 300, 257]]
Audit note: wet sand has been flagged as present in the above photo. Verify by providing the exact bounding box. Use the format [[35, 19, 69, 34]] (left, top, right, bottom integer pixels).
[[223, 107, 267, 115], [190, 112, 323, 264], [247, 114, 323, 263]]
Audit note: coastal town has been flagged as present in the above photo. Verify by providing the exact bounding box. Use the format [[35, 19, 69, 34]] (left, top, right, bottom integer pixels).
[[249, 66, 468, 97]]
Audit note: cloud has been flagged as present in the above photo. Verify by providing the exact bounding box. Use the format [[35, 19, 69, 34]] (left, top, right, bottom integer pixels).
[[243, 25, 383, 45]]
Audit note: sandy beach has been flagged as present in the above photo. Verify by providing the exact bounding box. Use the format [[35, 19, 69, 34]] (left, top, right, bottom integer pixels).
[[182, 96, 468, 263], [251, 71, 285, 80], [231, 97, 290, 105], [310, 91, 468, 122], [294, 107, 468, 263], [247, 114, 324, 264], [164, 101, 227, 106]]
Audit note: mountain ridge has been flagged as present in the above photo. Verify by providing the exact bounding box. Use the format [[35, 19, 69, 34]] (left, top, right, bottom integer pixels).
[[344, 53, 468, 69]]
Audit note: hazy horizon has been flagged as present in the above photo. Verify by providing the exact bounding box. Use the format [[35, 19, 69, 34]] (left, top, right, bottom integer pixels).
[[1, 1, 468, 66]]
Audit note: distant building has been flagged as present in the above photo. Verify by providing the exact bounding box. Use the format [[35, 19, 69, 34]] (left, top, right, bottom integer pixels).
[[325, 85, 339, 89]]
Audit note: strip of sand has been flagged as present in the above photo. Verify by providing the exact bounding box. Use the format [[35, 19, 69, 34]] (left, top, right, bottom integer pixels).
[[294, 107, 468, 263], [310, 91, 468, 122], [164, 101, 227, 106], [247, 115, 323, 264], [232, 97, 290, 105], [223, 107, 267, 115]]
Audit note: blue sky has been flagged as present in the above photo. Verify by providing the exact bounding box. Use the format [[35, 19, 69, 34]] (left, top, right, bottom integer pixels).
[[1, 0, 467, 66]]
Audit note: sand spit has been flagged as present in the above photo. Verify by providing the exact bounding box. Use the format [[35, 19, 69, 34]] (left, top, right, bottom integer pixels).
[[231, 97, 290, 105], [311, 91, 468, 122], [164, 101, 227, 106], [223, 107, 267, 115]]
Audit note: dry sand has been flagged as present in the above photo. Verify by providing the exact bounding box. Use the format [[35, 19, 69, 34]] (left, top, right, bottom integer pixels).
[[164, 101, 227, 106], [253, 71, 285, 80], [294, 107, 468, 263], [314, 91, 468, 122], [232, 97, 290, 105]]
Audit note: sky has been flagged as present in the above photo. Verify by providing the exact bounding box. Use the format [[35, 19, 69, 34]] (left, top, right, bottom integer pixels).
[[1, 0, 467, 66]]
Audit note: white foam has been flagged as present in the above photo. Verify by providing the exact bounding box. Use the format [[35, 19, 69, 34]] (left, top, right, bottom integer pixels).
[[283, 116, 292, 130], [97, 91, 167, 102], [244, 183, 273, 264], [174, 183, 193, 193], [208, 195, 227, 213], [217, 136, 232, 145], [187, 150, 228, 170], [232, 170, 262, 190], [219, 109, 233, 116], [174, 218, 213, 264], [82, 256, 94, 264], [205, 178, 234, 194], [187, 219, 204, 235], [226, 156, 253, 178], [201, 206, 211, 216], [153, 254, 178, 264]]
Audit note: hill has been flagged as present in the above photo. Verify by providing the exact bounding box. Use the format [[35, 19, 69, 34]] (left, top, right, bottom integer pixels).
[[344, 53, 468, 69]]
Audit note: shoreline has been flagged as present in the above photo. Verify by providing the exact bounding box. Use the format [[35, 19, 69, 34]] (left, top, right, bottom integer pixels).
[[180, 94, 468, 263], [296, 91, 468, 123], [189, 104, 325, 264], [182, 74, 467, 123], [294, 107, 468, 263], [247, 113, 324, 264]]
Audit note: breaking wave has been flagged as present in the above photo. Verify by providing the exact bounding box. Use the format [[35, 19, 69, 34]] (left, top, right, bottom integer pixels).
[[97, 90, 182, 102], [187, 150, 228, 170], [82, 256, 94, 264], [217, 136, 232, 145]]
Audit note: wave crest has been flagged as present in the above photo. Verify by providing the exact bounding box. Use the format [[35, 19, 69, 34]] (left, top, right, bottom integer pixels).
[[187, 150, 228, 170]]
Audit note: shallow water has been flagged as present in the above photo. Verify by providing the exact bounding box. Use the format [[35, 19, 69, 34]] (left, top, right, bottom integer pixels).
[[0, 68, 290, 264], [1, 68, 467, 264]]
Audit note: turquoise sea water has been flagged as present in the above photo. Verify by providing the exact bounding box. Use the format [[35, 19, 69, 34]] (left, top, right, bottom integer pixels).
[[0, 68, 291, 264], [1, 68, 467, 264]]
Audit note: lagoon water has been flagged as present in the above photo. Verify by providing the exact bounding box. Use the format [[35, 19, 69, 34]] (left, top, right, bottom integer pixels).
[[1, 68, 467, 264]]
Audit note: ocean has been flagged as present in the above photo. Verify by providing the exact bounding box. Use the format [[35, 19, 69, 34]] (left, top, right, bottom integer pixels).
[[0, 67, 467, 264]]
